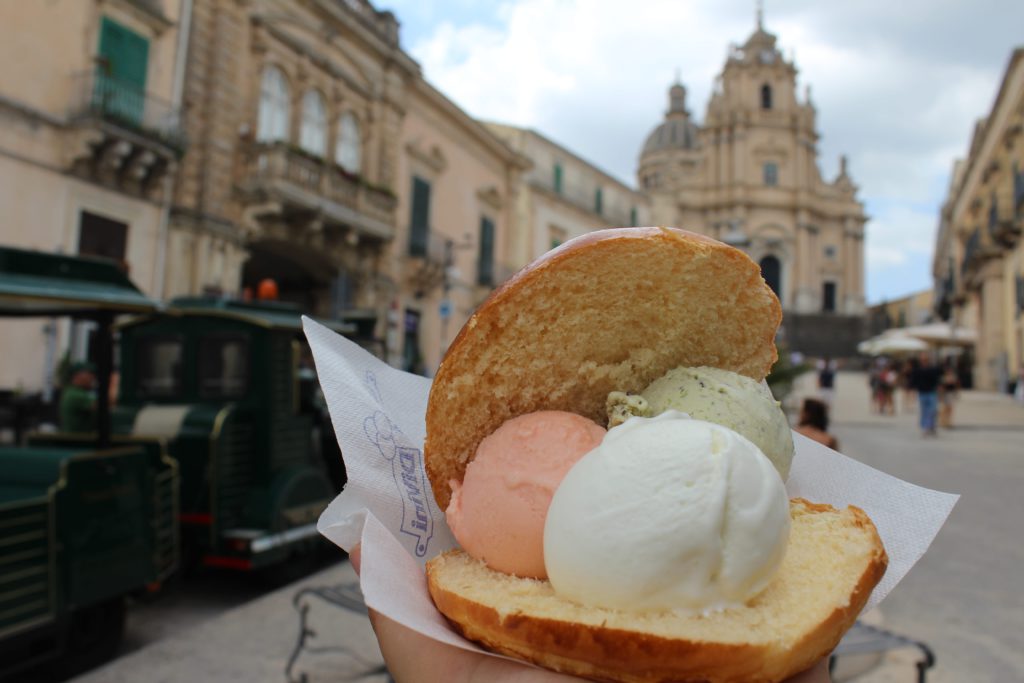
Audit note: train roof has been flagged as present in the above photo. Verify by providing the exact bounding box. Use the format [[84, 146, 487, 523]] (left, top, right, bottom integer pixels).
[[0, 246, 159, 317], [127, 297, 357, 335]]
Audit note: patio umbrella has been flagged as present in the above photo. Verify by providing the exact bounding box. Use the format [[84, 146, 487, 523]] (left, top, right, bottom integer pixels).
[[866, 335, 930, 355], [900, 322, 976, 347]]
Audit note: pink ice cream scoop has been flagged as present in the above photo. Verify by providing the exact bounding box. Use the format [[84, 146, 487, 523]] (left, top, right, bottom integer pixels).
[[445, 411, 606, 579]]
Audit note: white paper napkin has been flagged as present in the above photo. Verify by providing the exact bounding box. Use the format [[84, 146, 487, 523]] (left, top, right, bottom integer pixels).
[[304, 317, 958, 656]]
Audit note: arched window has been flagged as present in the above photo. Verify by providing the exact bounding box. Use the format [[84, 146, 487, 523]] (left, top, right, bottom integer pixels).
[[761, 83, 772, 110], [257, 65, 290, 142], [335, 112, 361, 174], [299, 89, 327, 156], [759, 255, 781, 298]]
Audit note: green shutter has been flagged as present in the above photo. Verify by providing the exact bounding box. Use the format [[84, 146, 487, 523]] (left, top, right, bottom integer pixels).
[[594, 188, 603, 215], [409, 177, 431, 256], [478, 217, 495, 286], [553, 163, 563, 194], [99, 18, 149, 88], [630, 206, 638, 226], [96, 17, 149, 125]]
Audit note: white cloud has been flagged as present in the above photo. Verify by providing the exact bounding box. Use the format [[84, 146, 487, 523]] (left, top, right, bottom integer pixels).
[[863, 203, 940, 300], [400, 0, 1024, 300]]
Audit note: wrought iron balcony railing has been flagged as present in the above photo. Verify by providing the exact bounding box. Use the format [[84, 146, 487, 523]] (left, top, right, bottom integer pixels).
[[530, 176, 637, 226], [245, 143, 397, 239], [71, 70, 185, 151], [408, 230, 450, 266]]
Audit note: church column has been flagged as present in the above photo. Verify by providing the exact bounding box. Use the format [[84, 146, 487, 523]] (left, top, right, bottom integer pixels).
[[732, 122, 745, 196], [845, 218, 865, 314], [840, 219, 851, 313], [794, 210, 813, 312], [854, 232, 866, 313]]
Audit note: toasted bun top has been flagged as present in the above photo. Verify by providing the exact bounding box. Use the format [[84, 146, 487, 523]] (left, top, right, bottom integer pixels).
[[425, 227, 782, 510]]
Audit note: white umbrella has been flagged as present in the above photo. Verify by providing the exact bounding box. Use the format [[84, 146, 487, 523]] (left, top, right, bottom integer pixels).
[[857, 339, 880, 354], [900, 322, 976, 347], [868, 335, 930, 355]]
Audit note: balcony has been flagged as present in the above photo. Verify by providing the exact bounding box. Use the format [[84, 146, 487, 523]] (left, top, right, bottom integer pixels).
[[933, 273, 955, 321], [988, 185, 1021, 248], [1015, 165, 1024, 230], [239, 142, 396, 242], [530, 176, 635, 226], [66, 70, 184, 196], [960, 227, 1002, 289], [405, 231, 450, 297]]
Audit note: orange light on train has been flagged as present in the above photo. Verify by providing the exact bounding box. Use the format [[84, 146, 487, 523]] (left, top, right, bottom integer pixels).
[[257, 279, 279, 300]]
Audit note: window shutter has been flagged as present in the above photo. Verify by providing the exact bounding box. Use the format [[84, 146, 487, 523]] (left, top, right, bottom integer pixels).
[[99, 17, 149, 90], [478, 217, 495, 286], [97, 17, 149, 125], [409, 177, 431, 256]]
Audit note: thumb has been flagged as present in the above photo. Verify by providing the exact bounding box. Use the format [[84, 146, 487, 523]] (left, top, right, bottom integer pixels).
[[349, 543, 362, 575]]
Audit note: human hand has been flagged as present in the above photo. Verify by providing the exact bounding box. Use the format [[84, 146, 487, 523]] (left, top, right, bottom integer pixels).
[[350, 545, 831, 683]]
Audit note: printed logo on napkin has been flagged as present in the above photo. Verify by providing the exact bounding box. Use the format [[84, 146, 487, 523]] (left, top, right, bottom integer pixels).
[[362, 371, 434, 557]]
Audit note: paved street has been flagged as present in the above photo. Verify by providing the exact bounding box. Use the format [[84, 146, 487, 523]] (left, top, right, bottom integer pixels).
[[73, 560, 386, 683], [792, 370, 1024, 682], [69, 370, 1024, 683]]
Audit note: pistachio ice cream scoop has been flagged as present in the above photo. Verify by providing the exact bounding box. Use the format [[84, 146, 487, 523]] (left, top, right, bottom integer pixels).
[[607, 366, 794, 479]]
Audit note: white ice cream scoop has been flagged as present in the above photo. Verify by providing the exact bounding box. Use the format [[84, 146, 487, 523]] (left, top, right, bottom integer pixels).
[[544, 411, 790, 612]]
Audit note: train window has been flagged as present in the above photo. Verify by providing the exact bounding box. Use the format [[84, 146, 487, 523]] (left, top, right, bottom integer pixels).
[[199, 335, 249, 399], [138, 337, 184, 398]]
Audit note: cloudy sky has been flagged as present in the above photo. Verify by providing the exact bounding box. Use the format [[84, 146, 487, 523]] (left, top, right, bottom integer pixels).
[[378, 0, 1024, 304]]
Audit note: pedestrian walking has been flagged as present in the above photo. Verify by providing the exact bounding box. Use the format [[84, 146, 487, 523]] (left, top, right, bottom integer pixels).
[[899, 359, 917, 414], [877, 361, 897, 415], [938, 359, 959, 428], [817, 357, 836, 407], [868, 363, 881, 414], [910, 352, 942, 437]]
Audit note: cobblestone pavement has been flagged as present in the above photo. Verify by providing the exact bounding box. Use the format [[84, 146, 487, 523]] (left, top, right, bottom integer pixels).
[[792, 370, 1024, 683], [73, 560, 386, 683], [74, 370, 1024, 682]]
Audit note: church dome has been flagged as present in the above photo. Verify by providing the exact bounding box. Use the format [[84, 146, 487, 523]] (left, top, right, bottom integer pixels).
[[642, 117, 700, 154], [641, 82, 700, 155]]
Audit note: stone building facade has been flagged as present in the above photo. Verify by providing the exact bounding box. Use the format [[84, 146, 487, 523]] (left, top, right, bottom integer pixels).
[[483, 123, 650, 266], [168, 0, 413, 331], [933, 49, 1024, 392], [866, 290, 934, 338], [169, 0, 527, 373], [389, 83, 527, 373], [638, 21, 867, 356], [0, 0, 186, 392]]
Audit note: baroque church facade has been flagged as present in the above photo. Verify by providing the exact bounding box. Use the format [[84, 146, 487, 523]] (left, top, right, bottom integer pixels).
[[638, 21, 867, 355]]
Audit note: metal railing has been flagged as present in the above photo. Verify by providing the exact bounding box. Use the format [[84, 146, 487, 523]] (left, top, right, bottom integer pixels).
[[71, 70, 185, 150], [408, 230, 450, 266], [1015, 164, 1024, 213], [248, 143, 397, 232], [961, 228, 980, 278], [530, 176, 637, 226]]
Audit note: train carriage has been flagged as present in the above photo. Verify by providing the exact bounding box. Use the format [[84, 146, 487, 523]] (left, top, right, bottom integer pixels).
[[0, 246, 348, 676], [0, 246, 175, 676], [112, 297, 349, 571]]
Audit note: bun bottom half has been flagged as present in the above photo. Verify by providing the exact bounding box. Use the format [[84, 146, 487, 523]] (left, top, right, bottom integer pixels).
[[426, 499, 887, 683]]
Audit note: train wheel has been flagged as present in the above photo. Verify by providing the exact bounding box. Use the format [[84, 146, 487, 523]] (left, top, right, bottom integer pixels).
[[56, 597, 127, 677]]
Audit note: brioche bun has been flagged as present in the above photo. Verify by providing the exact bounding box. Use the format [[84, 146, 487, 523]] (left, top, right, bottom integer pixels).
[[423, 227, 886, 682], [425, 227, 782, 510], [428, 500, 887, 683]]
